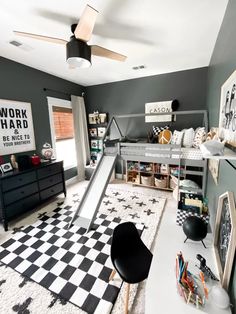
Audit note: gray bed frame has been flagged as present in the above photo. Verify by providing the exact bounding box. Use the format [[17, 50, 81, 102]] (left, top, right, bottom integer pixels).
[[70, 110, 208, 232]]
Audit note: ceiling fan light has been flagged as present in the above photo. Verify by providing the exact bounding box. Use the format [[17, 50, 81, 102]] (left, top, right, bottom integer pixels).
[[67, 57, 91, 68], [66, 37, 91, 68]]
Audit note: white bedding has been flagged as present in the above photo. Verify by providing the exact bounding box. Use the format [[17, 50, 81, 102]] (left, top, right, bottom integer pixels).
[[120, 146, 203, 160], [144, 147, 203, 160], [180, 147, 203, 160], [116, 145, 203, 160]]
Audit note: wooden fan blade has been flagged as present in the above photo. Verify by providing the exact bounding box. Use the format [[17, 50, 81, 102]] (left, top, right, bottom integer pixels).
[[14, 31, 67, 45], [91, 45, 127, 62], [74, 5, 98, 42]]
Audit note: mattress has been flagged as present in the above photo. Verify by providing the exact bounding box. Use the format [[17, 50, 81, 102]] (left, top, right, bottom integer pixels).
[[180, 147, 203, 160], [144, 147, 203, 160], [118, 145, 203, 160]]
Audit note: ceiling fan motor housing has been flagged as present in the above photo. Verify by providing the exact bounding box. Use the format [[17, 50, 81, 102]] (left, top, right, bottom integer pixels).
[[66, 36, 91, 68]]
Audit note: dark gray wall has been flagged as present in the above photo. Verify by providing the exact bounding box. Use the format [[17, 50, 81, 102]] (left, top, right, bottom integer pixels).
[[85, 67, 208, 173], [0, 57, 84, 180], [206, 0, 236, 310], [85, 67, 208, 139]]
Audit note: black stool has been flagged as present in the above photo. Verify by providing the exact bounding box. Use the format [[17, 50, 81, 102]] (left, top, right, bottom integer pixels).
[[182, 216, 208, 248], [109, 222, 152, 314]]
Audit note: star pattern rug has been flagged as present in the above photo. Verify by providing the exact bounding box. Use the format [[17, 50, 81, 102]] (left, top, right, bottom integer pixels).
[[0, 185, 166, 314]]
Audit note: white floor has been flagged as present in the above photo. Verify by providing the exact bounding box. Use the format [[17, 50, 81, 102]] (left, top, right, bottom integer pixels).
[[1, 178, 229, 313], [66, 178, 174, 314]]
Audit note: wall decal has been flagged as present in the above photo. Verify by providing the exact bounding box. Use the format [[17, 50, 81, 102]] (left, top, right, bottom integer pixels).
[[219, 70, 236, 148], [0, 99, 36, 155], [145, 100, 178, 122]]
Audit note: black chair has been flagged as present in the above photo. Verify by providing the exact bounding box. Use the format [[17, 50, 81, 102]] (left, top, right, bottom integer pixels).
[[109, 222, 153, 314]]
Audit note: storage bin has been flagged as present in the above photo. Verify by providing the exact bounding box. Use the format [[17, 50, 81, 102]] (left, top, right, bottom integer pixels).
[[176, 209, 210, 226], [141, 173, 153, 186], [169, 177, 177, 189], [176, 195, 209, 226], [154, 176, 167, 188]]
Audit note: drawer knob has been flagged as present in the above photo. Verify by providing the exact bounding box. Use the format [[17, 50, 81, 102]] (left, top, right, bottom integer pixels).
[[51, 189, 54, 192], [19, 178, 22, 181], [21, 191, 24, 194]]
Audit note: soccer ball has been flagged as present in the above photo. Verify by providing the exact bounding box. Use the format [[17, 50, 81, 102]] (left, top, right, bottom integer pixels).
[[158, 130, 172, 144]]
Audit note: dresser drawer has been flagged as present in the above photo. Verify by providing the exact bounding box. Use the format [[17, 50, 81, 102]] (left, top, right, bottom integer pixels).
[[4, 182, 38, 206], [2, 171, 37, 192], [40, 182, 64, 201], [5, 193, 40, 219], [37, 162, 62, 179], [39, 173, 63, 190]]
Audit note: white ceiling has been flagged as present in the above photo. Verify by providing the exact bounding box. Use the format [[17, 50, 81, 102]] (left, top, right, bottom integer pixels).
[[0, 0, 228, 86]]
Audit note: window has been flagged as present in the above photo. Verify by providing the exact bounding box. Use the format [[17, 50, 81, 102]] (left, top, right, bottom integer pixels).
[[53, 106, 74, 140], [47, 97, 76, 170]]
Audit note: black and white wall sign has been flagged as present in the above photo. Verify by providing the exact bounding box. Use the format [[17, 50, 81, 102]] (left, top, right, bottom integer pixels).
[[219, 70, 236, 144], [0, 99, 36, 155], [145, 101, 173, 122]]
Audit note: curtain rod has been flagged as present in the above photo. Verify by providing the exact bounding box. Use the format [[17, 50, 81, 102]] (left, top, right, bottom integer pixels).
[[43, 88, 85, 97]]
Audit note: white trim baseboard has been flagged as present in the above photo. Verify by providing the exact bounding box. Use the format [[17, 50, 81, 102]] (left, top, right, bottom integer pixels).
[[66, 175, 80, 186], [115, 173, 126, 180]]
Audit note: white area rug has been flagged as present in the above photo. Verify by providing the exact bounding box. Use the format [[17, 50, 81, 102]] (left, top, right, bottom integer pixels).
[[0, 183, 166, 314]]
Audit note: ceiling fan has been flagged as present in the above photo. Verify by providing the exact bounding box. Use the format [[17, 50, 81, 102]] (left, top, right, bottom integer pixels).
[[13, 5, 127, 68]]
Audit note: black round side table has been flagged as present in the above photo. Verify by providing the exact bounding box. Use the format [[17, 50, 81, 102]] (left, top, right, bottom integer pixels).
[[182, 216, 208, 248]]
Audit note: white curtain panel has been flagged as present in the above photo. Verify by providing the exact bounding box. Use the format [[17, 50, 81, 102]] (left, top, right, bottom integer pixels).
[[71, 95, 90, 181]]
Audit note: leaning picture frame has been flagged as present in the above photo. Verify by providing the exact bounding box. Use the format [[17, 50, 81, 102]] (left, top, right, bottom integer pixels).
[[0, 162, 13, 173], [213, 191, 236, 289]]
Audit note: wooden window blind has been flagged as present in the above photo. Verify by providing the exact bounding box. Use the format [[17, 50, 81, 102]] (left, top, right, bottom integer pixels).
[[52, 106, 75, 140]]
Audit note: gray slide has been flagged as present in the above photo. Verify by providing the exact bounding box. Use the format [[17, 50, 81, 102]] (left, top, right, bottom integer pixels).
[[70, 154, 118, 232]]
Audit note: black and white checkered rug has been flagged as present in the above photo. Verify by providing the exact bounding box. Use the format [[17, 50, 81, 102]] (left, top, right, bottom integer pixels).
[[0, 186, 166, 314], [0, 206, 144, 314], [176, 209, 210, 226]]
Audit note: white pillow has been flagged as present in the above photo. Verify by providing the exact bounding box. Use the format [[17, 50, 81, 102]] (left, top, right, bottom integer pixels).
[[171, 130, 184, 145], [183, 128, 195, 147]]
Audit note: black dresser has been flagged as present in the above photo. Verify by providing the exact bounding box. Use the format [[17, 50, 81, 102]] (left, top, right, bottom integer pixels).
[[0, 160, 66, 231]]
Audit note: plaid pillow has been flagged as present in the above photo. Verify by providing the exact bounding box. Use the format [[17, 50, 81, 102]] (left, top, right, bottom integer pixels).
[[152, 125, 169, 136]]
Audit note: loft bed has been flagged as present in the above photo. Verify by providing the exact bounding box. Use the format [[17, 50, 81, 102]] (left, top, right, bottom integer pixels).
[[103, 110, 208, 196], [71, 110, 208, 231]]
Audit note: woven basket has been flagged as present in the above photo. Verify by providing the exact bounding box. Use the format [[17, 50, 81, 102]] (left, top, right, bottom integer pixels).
[[141, 174, 153, 186], [169, 177, 177, 189], [154, 176, 167, 188]]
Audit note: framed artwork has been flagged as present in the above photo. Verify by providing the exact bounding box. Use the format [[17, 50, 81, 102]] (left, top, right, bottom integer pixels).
[[97, 127, 106, 137], [0, 99, 36, 155], [88, 112, 107, 124], [90, 139, 98, 150], [219, 70, 236, 148], [0, 162, 13, 173], [99, 113, 107, 124], [213, 191, 236, 289], [145, 101, 172, 122], [89, 128, 97, 137]]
